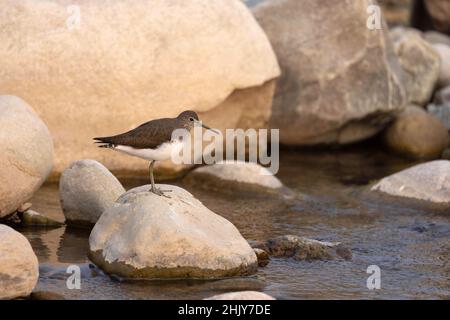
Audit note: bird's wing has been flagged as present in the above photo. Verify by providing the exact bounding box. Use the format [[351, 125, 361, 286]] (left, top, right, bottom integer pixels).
[[94, 118, 178, 149]]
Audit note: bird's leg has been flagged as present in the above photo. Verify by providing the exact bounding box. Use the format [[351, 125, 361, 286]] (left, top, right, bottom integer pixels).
[[149, 160, 171, 198]]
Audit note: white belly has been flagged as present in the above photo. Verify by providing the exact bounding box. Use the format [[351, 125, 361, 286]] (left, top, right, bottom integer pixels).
[[114, 140, 183, 162]]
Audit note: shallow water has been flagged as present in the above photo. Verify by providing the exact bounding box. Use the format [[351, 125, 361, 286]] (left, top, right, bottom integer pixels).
[[17, 147, 450, 300]]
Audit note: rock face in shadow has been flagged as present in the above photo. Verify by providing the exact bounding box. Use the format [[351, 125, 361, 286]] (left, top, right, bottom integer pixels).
[[378, 0, 414, 27], [372, 160, 450, 205], [253, 0, 405, 145], [0, 0, 280, 175], [382, 106, 449, 159], [60, 160, 125, 226], [89, 185, 257, 279], [0, 96, 53, 218], [205, 291, 275, 300], [424, 0, 450, 34], [0, 225, 39, 299]]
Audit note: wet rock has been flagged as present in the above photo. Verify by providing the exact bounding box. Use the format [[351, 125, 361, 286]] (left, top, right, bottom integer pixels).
[[0, 95, 53, 218], [253, 248, 270, 267], [0, 0, 279, 174], [0, 224, 39, 299], [383, 106, 449, 159], [390, 27, 441, 105], [372, 160, 450, 204], [89, 185, 257, 279], [185, 161, 285, 195], [264, 235, 352, 261], [431, 44, 450, 88], [253, 0, 405, 145], [30, 291, 65, 300], [20, 210, 63, 227], [424, 0, 450, 34], [205, 291, 275, 300], [59, 160, 125, 226]]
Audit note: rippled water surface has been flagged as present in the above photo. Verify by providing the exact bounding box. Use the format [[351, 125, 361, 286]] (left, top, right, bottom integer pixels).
[[18, 147, 450, 299]]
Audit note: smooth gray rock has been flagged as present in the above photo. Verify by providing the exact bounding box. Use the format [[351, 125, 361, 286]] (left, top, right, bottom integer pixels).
[[390, 27, 441, 106], [0, 225, 39, 300], [432, 43, 450, 88], [372, 160, 450, 204], [253, 0, 405, 145], [187, 161, 283, 191], [0, 95, 53, 218], [59, 160, 125, 226], [89, 185, 257, 279]]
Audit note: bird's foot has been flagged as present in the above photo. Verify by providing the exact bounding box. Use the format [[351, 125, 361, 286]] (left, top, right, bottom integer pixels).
[[150, 187, 172, 198]]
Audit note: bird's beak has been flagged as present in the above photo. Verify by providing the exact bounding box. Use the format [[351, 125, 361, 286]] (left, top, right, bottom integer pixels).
[[194, 120, 220, 134]]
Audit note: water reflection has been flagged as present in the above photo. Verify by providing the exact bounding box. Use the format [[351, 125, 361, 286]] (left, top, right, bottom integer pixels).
[[23, 147, 450, 299]]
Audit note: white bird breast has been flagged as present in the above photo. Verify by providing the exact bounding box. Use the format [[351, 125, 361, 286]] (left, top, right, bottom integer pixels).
[[114, 140, 184, 162]]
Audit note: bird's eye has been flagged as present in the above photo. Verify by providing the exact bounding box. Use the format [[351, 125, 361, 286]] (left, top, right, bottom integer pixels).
[[189, 117, 194, 121]]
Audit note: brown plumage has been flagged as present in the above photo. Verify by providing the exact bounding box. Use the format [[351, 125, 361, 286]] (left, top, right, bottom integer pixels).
[[93, 110, 217, 197], [93, 111, 199, 149]]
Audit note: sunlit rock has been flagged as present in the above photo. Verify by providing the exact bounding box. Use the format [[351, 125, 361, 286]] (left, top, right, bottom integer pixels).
[[390, 27, 441, 105], [0, 96, 53, 218], [253, 0, 405, 145], [0, 225, 39, 299], [89, 185, 257, 279], [60, 160, 125, 226], [372, 160, 450, 204], [0, 0, 280, 174]]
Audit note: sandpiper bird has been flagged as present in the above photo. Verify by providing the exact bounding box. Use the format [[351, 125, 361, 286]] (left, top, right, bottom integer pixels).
[[94, 110, 217, 197]]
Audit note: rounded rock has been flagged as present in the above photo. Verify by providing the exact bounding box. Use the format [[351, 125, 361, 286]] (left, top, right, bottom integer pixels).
[[372, 160, 450, 205], [89, 185, 257, 279], [186, 161, 283, 192], [59, 160, 125, 226], [0, 95, 53, 218], [383, 106, 449, 159], [0, 224, 39, 300]]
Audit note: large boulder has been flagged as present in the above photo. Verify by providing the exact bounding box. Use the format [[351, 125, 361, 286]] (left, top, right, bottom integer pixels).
[[0, 96, 53, 218], [372, 160, 450, 204], [0, 225, 39, 299], [383, 105, 449, 159], [253, 0, 405, 145], [89, 185, 257, 279], [424, 0, 450, 34], [60, 160, 125, 226], [390, 27, 441, 105], [0, 0, 280, 174]]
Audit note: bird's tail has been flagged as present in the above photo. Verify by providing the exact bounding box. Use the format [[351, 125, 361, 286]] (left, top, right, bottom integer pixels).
[[93, 137, 116, 149]]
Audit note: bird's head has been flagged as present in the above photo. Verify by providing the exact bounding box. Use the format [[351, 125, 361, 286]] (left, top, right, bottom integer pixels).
[[177, 110, 218, 133]]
